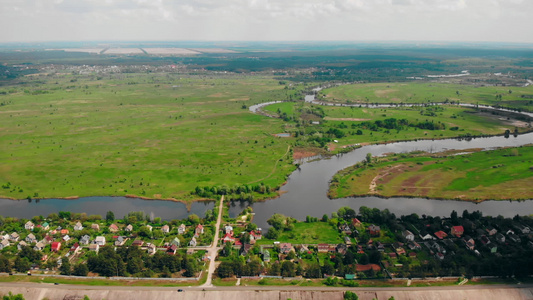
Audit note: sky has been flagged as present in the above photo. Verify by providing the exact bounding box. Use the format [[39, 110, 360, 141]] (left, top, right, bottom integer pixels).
[[1, 0, 532, 43]]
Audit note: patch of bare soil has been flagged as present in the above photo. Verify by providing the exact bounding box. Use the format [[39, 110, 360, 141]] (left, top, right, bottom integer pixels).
[[324, 117, 371, 121], [293, 150, 318, 160], [369, 164, 405, 193]]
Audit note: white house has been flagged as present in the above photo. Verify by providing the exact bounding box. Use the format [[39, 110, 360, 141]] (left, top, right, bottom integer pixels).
[[189, 237, 197, 247], [26, 233, 37, 243], [178, 224, 186, 235], [25, 221, 35, 231], [94, 236, 106, 246], [162, 225, 170, 233], [74, 222, 83, 231]]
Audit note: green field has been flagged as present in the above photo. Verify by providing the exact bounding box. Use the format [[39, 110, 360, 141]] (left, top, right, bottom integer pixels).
[[329, 146, 533, 201], [0, 73, 305, 200], [321, 82, 533, 112], [264, 101, 529, 150], [256, 222, 343, 245]]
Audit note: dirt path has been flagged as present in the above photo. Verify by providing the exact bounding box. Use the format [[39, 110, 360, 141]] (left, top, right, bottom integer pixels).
[[247, 145, 291, 184], [369, 165, 404, 193], [201, 195, 224, 288]]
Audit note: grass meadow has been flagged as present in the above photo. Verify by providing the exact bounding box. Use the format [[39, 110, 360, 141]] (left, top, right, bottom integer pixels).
[[321, 82, 533, 112], [0, 73, 304, 200], [330, 146, 533, 201]]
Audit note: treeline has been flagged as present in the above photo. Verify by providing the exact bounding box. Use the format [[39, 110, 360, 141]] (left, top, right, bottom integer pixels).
[[194, 183, 274, 201], [86, 246, 199, 278]]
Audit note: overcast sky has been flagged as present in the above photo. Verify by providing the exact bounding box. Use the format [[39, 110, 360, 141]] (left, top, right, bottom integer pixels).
[[1, 0, 532, 43]]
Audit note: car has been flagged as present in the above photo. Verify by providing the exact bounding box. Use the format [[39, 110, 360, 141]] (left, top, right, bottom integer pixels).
[[177, 289, 184, 292], [54, 283, 59, 285]]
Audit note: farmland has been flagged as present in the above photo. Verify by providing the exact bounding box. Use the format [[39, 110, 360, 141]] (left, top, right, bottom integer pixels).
[[329, 146, 533, 201]]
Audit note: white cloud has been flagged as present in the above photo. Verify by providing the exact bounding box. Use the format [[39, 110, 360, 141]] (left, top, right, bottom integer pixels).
[[0, 0, 532, 42]]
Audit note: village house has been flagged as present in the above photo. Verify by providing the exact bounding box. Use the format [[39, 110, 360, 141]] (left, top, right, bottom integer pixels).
[[9, 232, 20, 242], [41, 222, 50, 231], [44, 235, 54, 244], [463, 236, 475, 250], [125, 224, 133, 232], [486, 226, 498, 236], [171, 237, 180, 247], [33, 241, 45, 251], [0, 239, 9, 250], [514, 224, 531, 234], [70, 243, 80, 253], [161, 225, 170, 233], [109, 224, 119, 233], [167, 244, 178, 255], [80, 234, 91, 245], [63, 234, 70, 242], [344, 236, 352, 245], [17, 241, 27, 251], [420, 233, 434, 240], [94, 236, 106, 246], [89, 244, 99, 253], [195, 224, 204, 236], [115, 236, 127, 246], [279, 243, 294, 254], [402, 230, 415, 241], [262, 249, 271, 262], [369, 224, 381, 236], [147, 243, 157, 255], [91, 223, 100, 231], [352, 218, 363, 227], [339, 224, 352, 235], [224, 225, 233, 234], [189, 237, 197, 247], [132, 240, 144, 247], [26, 233, 37, 244], [25, 221, 34, 231], [74, 222, 83, 231], [495, 233, 506, 243], [146, 225, 153, 232], [51, 241, 61, 252], [178, 224, 186, 235], [60, 229, 69, 236], [434, 231, 448, 240], [318, 243, 329, 253], [451, 225, 464, 237], [336, 243, 348, 255], [222, 233, 235, 244]]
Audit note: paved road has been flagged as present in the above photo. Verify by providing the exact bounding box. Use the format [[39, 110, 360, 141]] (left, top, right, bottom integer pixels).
[[201, 195, 224, 288]]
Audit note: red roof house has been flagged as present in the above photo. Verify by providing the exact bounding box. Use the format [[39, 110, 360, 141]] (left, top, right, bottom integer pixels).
[[51, 242, 61, 252], [451, 226, 464, 237], [434, 231, 448, 240]]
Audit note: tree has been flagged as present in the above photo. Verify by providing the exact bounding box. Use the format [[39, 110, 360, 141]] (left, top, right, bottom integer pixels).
[[106, 211, 115, 222], [73, 263, 89, 276], [2, 292, 25, 300], [216, 262, 234, 278], [344, 291, 359, 300], [365, 153, 372, 164], [14, 257, 30, 273], [0, 255, 12, 273], [59, 259, 72, 275]]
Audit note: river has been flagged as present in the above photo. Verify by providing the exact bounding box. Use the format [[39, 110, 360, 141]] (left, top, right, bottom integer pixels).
[[1, 95, 532, 226]]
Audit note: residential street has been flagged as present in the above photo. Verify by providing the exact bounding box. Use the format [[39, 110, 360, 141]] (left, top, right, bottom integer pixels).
[[201, 195, 224, 288]]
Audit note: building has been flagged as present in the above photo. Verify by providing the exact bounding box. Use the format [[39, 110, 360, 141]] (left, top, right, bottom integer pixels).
[[195, 224, 204, 236], [94, 236, 106, 246], [368, 224, 381, 236], [74, 222, 83, 231], [402, 230, 415, 241], [189, 237, 197, 247], [434, 231, 448, 240], [91, 224, 100, 231], [279, 243, 293, 254], [125, 224, 133, 232], [51, 241, 61, 252], [25, 221, 34, 231], [25, 233, 36, 244], [89, 244, 99, 253], [109, 224, 119, 233], [178, 224, 186, 235], [451, 226, 464, 237], [161, 225, 170, 233]]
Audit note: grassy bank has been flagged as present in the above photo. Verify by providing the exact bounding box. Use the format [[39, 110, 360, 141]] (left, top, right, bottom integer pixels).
[[329, 146, 533, 201]]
